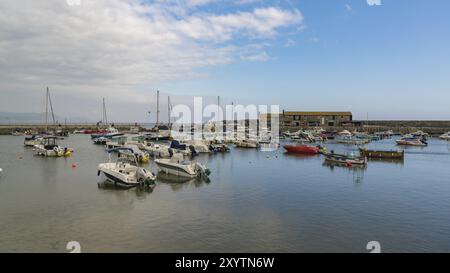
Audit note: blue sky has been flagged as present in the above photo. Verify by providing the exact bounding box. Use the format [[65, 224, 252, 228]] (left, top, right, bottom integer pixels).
[[1, 0, 449, 121], [160, 0, 450, 120]]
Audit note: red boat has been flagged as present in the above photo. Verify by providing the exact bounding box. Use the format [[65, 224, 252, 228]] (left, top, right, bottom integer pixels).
[[283, 144, 320, 154]]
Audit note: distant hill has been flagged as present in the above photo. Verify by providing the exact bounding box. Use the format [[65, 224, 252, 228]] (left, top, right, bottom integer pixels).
[[0, 112, 92, 124]]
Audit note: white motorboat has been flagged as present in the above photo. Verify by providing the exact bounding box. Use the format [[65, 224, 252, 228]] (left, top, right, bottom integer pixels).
[[154, 154, 210, 179], [109, 145, 150, 164], [24, 135, 43, 147], [336, 135, 370, 145], [338, 130, 352, 137], [34, 136, 73, 157], [93, 137, 109, 145], [97, 149, 156, 188], [439, 132, 450, 140], [235, 139, 260, 148], [139, 142, 172, 158], [396, 137, 428, 146]]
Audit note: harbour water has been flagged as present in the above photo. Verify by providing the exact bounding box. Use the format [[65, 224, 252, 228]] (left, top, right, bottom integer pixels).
[[1, 135, 450, 252]]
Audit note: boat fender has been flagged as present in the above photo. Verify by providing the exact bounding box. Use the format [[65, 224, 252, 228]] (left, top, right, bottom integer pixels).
[[97, 170, 101, 176]]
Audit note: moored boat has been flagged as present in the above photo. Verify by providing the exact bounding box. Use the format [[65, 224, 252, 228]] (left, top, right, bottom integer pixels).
[[154, 154, 210, 179], [93, 137, 109, 145], [97, 149, 156, 188], [396, 137, 427, 146], [235, 139, 260, 148], [439, 132, 450, 140], [34, 136, 73, 157], [283, 144, 322, 155], [24, 135, 43, 147], [359, 148, 404, 159], [324, 153, 367, 166]]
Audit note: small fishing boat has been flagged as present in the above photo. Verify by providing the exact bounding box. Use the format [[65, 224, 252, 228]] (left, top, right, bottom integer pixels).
[[235, 139, 260, 148], [324, 153, 367, 166], [24, 135, 43, 147], [439, 132, 450, 140], [283, 144, 321, 155], [396, 137, 427, 146], [154, 154, 210, 179], [97, 149, 156, 188], [34, 136, 73, 157], [359, 148, 404, 159]]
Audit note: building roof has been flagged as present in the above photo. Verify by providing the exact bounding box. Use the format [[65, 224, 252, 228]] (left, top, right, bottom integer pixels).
[[283, 111, 352, 116]]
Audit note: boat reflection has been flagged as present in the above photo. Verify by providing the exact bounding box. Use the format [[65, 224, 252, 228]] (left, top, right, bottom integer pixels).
[[157, 172, 210, 192], [322, 162, 366, 184], [366, 157, 405, 165], [97, 180, 154, 195], [283, 153, 320, 161]]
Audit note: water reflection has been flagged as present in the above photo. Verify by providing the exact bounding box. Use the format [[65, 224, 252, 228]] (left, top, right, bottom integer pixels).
[[283, 153, 320, 161], [157, 172, 210, 192], [366, 158, 405, 165], [97, 181, 155, 200], [322, 162, 367, 184]]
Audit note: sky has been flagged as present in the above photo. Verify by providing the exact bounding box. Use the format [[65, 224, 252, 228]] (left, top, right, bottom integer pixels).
[[0, 0, 449, 122]]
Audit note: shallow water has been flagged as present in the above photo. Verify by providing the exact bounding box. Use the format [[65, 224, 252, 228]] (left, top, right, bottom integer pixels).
[[1, 135, 450, 252]]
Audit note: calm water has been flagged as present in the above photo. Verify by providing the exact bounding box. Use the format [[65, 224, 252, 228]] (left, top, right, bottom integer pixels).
[[1, 135, 450, 253]]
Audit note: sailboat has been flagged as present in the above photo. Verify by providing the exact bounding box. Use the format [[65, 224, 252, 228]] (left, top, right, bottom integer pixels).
[[35, 87, 73, 157], [145, 90, 171, 140], [91, 98, 123, 139]]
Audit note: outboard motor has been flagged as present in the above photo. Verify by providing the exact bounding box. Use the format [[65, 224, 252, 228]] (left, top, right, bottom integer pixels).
[[189, 145, 198, 157], [136, 168, 154, 186], [194, 162, 211, 181]]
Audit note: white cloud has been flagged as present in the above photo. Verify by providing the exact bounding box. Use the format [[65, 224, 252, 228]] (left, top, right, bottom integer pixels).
[[0, 0, 302, 120], [284, 38, 296, 48], [367, 0, 382, 6], [240, 51, 271, 62], [0, 0, 302, 87]]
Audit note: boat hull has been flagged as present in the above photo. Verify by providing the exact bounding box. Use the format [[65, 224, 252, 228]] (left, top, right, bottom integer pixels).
[[359, 148, 404, 159], [155, 161, 197, 178], [283, 145, 319, 154]]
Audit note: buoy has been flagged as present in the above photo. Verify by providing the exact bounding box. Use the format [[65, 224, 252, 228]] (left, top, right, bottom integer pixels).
[[71, 163, 77, 168], [346, 162, 353, 167]]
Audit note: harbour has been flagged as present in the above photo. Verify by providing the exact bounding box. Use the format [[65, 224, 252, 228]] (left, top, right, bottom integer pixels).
[[1, 130, 450, 252]]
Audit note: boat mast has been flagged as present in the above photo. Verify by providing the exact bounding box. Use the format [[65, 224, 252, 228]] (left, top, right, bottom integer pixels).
[[217, 96, 220, 123], [156, 90, 160, 126], [47, 87, 56, 130], [45, 87, 48, 133], [168, 95, 171, 125], [103, 98, 108, 126]]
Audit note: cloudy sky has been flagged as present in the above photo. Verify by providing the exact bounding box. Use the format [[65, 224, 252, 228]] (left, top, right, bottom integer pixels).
[[1, 0, 449, 122]]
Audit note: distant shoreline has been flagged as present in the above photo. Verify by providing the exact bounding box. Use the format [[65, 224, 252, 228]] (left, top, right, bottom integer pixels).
[[1, 120, 449, 136]]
